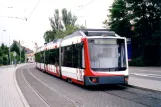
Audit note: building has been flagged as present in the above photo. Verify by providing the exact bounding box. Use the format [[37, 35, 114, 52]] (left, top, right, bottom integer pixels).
[[26, 52, 35, 63], [25, 47, 35, 63], [10, 40, 35, 63]]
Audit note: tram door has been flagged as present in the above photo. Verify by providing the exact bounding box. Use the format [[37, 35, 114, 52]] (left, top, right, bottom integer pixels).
[[76, 43, 84, 81]]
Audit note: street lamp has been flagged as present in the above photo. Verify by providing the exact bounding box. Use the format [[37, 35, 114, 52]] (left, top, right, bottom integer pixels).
[[9, 34, 11, 65]]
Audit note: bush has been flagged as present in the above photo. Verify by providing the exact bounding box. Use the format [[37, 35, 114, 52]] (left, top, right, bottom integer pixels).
[[129, 57, 144, 66]]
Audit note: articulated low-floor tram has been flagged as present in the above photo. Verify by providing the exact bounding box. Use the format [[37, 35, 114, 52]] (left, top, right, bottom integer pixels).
[[35, 29, 128, 86]]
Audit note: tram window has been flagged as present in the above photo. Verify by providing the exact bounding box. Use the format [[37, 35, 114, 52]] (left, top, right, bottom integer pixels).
[[49, 49, 56, 64], [73, 45, 78, 68], [35, 53, 39, 62], [55, 48, 59, 65], [73, 44, 82, 68], [47, 48, 59, 65], [37, 53, 40, 63], [62, 44, 82, 68], [63, 46, 73, 67], [36, 53, 41, 63], [41, 52, 44, 63], [45, 51, 49, 64]]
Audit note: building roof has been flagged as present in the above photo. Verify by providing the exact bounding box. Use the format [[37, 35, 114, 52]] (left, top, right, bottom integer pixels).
[[25, 48, 33, 54], [10, 40, 33, 54]]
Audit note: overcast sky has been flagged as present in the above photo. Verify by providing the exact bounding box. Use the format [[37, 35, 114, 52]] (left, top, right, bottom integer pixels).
[[0, 0, 113, 50]]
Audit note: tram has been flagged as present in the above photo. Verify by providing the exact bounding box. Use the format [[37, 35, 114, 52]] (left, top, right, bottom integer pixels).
[[35, 29, 128, 86]]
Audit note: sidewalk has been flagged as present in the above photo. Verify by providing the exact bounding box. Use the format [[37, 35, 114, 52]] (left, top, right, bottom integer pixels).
[[0, 64, 30, 107], [129, 76, 161, 92], [0, 65, 14, 69], [129, 67, 161, 92]]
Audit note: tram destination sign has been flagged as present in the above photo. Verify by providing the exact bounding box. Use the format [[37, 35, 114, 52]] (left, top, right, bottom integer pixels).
[[94, 39, 117, 45]]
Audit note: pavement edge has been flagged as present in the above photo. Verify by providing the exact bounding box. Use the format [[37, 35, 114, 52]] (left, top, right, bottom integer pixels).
[[14, 64, 30, 107], [126, 84, 161, 92]]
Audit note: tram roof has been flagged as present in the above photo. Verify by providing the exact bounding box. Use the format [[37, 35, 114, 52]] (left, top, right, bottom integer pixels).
[[81, 29, 116, 37], [63, 29, 117, 40], [37, 29, 120, 51]]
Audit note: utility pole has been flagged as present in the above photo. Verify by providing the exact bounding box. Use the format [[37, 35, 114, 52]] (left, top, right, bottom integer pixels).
[[9, 35, 11, 65], [85, 20, 87, 28], [77, 16, 87, 28], [19, 41, 21, 64]]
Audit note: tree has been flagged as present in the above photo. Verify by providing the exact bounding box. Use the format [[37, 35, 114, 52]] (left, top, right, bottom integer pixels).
[[49, 9, 63, 31], [44, 8, 84, 42], [10, 43, 20, 56], [61, 8, 77, 29], [43, 30, 55, 43], [10, 43, 25, 63], [125, 0, 161, 65], [105, 0, 161, 66], [104, 0, 133, 38], [0, 44, 9, 65], [21, 48, 25, 63]]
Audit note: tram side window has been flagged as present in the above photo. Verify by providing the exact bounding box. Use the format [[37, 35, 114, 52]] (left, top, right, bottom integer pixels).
[[35, 53, 41, 63], [55, 48, 59, 65], [48, 49, 55, 64], [73, 44, 82, 68], [36, 53, 40, 63], [72, 45, 78, 68], [45, 51, 49, 64], [62, 44, 82, 68], [63, 46, 73, 67], [48, 48, 59, 65], [40, 52, 44, 63]]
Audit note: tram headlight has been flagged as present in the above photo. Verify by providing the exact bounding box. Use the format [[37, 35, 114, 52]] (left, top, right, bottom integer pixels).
[[89, 77, 98, 83], [124, 76, 128, 82]]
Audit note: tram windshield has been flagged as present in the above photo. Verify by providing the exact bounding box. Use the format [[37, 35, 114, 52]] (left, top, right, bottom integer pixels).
[[88, 38, 127, 71]]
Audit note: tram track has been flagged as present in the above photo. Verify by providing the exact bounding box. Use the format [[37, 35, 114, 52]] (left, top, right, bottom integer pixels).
[[21, 68, 82, 107], [21, 70, 52, 107], [27, 67, 161, 107], [117, 85, 161, 100], [17, 65, 161, 107], [103, 85, 161, 107]]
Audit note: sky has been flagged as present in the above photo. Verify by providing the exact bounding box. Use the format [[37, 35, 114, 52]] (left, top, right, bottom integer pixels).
[[0, 0, 114, 51]]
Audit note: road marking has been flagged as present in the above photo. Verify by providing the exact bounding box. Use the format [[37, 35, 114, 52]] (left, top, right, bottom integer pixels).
[[130, 69, 161, 72], [130, 73, 161, 79], [21, 70, 51, 107], [28, 68, 81, 107]]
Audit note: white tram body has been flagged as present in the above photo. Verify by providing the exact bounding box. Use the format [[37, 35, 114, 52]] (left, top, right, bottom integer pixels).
[[35, 29, 128, 86]]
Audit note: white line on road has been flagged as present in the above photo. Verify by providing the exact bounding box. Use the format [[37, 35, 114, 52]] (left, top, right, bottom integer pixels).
[[130, 73, 161, 79], [130, 69, 161, 72], [28, 68, 81, 107]]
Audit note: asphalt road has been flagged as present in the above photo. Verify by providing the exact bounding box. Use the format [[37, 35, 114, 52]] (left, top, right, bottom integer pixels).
[[16, 64, 161, 107], [129, 67, 161, 81]]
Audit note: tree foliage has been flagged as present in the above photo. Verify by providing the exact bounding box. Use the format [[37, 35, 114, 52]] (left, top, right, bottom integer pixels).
[[10, 43, 20, 56], [44, 8, 84, 43], [44, 30, 56, 42], [104, 0, 133, 38], [104, 0, 161, 66], [0, 43, 9, 65], [10, 43, 26, 63]]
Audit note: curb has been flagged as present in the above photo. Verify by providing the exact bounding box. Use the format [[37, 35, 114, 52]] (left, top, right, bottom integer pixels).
[[126, 84, 161, 92], [0, 65, 14, 68], [13, 64, 30, 107]]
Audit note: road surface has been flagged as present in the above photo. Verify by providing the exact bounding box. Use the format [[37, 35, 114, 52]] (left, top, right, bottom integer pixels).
[[16, 64, 161, 107], [129, 67, 161, 91]]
